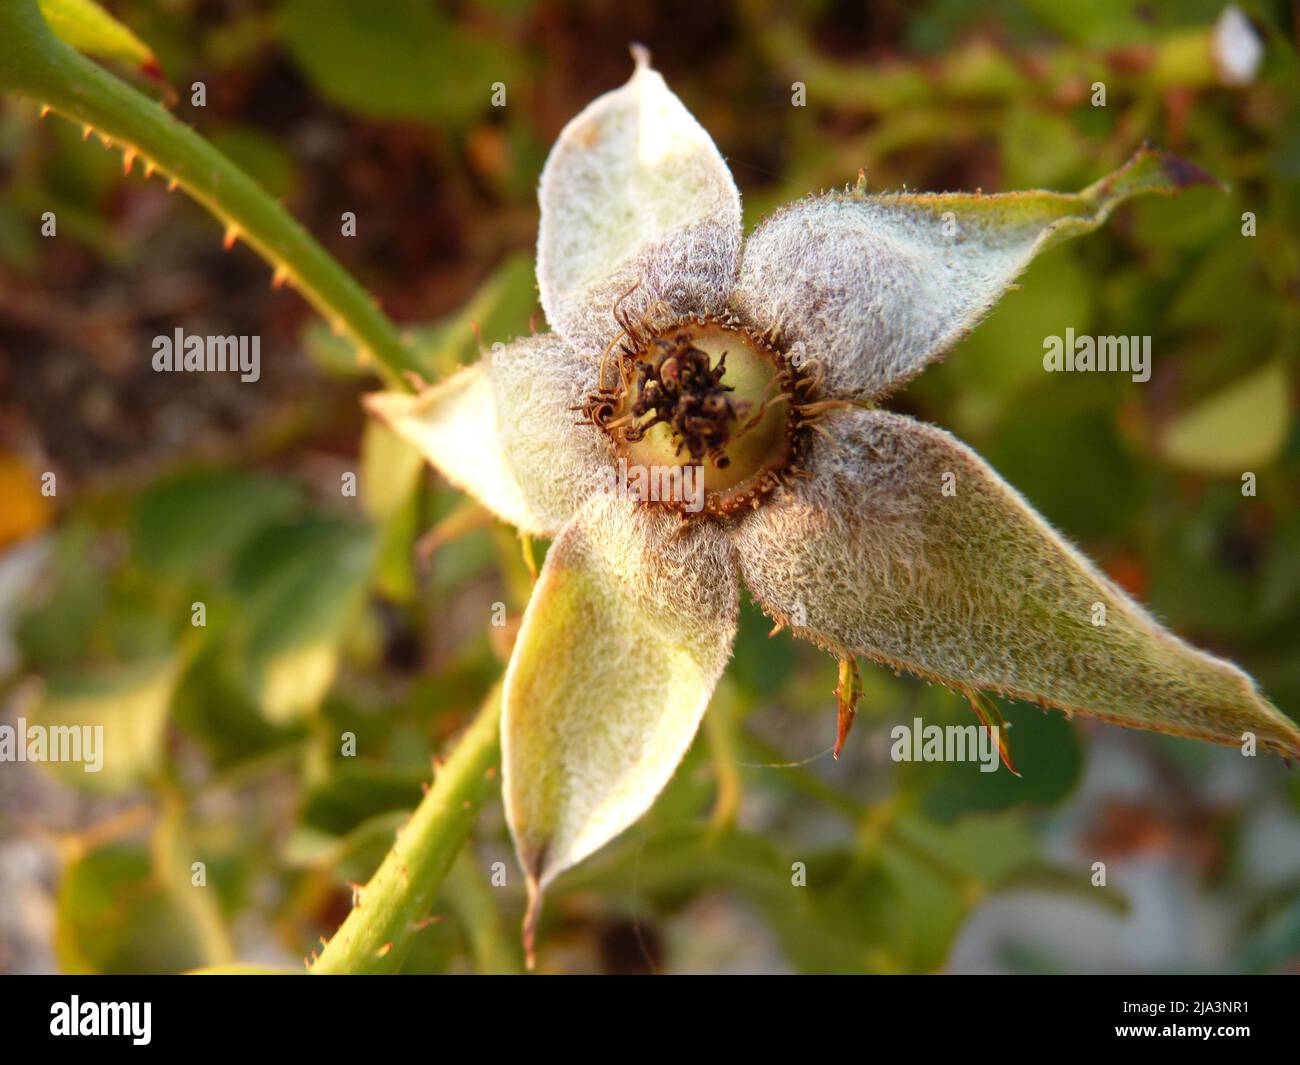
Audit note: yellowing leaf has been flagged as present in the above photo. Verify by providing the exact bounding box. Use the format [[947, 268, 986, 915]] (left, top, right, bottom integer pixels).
[[38, 0, 160, 77], [30, 655, 182, 793], [1161, 361, 1290, 474]]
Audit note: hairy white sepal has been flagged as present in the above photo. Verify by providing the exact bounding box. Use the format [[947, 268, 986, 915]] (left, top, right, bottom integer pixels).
[[363, 333, 610, 537], [730, 151, 1199, 400], [537, 48, 742, 356], [503, 494, 738, 900], [734, 407, 1300, 757]]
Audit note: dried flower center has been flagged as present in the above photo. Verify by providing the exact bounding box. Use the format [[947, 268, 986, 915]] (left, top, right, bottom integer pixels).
[[579, 313, 816, 517]]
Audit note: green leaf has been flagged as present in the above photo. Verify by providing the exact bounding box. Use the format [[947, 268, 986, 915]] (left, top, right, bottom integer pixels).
[[312, 688, 502, 974], [205, 125, 301, 204], [55, 844, 212, 973], [360, 418, 424, 602], [229, 517, 378, 723], [1161, 360, 1291, 474], [300, 763, 429, 837], [277, 0, 521, 126], [38, 0, 160, 76], [876, 811, 1039, 972], [29, 655, 182, 792], [938, 249, 1094, 437], [153, 805, 236, 966], [986, 384, 1140, 539], [428, 253, 539, 373], [912, 696, 1085, 819], [132, 469, 302, 578]]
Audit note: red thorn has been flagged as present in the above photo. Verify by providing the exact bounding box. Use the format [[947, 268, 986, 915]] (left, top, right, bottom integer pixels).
[[967, 693, 1021, 777], [833, 658, 861, 759]]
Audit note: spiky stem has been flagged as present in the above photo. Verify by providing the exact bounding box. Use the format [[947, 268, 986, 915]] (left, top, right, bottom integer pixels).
[[0, 0, 423, 388], [311, 687, 502, 974]]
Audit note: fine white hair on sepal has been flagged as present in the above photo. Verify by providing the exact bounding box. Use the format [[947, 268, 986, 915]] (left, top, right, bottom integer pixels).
[[363, 332, 612, 538], [731, 406, 1300, 759], [537, 47, 742, 357], [730, 195, 1070, 401], [729, 151, 1205, 402], [502, 494, 739, 905]]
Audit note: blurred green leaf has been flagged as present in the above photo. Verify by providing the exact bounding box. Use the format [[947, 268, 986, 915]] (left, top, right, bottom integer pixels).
[[132, 469, 301, 579], [939, 250, 1094, 437], [39, 0, 160, 75], [277, 0, 522, 126], [299, 762, 427, 836], [152, 804, 235, 965], [876, 811, 1038, 972], [360, 418, 424, 602], [1161, 360, 1290, 473], [229, 517, 378, 723], [205, 125, 301, 204], [424, 252, 539, 373], [730, 595, 795, 700], [986, 384, 1140, 539], [915, 698, 1085, 818], [30, 654, 182, 792], [55, 844, 213, 974]]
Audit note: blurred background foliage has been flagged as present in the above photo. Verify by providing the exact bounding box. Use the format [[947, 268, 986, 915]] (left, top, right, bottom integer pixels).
[[1, 0, 1299, 974]]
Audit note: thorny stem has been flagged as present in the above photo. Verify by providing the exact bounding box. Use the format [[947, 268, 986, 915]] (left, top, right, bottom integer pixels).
[[0, 0, 424, 389], [312, 687, 502, 974]]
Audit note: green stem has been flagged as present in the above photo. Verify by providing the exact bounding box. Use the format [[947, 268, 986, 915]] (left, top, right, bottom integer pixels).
[[312, 687, 502, 974], [0, 0, 422, 388]]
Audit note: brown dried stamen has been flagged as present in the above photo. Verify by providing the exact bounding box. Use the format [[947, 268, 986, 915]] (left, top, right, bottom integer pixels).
[[577, 313, 823, 517]]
